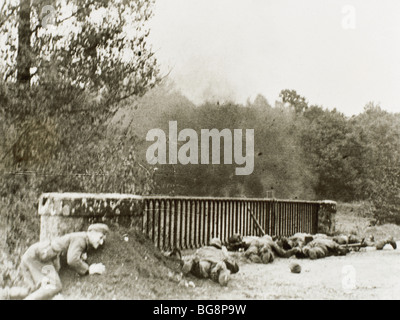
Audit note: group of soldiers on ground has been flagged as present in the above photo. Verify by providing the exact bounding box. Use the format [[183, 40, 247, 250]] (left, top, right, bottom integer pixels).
[[0, 222, 398, 299], [181, 231, 397, 286]]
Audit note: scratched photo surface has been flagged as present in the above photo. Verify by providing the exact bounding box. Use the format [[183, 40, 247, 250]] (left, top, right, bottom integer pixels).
[[1, 0, 400, 302]]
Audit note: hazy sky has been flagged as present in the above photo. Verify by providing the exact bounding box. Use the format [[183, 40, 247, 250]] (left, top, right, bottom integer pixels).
[[148, 0, 400, 116]]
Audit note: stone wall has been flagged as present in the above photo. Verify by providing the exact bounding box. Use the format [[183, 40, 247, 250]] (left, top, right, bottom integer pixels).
[[38, 193, 144, 241], [317, 200, 337, 235]]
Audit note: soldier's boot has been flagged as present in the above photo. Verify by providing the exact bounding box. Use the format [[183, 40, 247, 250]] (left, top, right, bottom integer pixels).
[[386, 237, 397, 250]]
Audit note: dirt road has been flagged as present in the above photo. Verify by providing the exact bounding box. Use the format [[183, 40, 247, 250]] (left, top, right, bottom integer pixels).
[[171, 243, 400, 300]]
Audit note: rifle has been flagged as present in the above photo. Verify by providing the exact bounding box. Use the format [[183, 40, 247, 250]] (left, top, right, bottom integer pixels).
[[341, 242, 368, 251]]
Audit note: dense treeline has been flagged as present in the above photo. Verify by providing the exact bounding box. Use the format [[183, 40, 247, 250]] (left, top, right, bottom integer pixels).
[[114, 86, 400, 224], [114, 87, 315, 199]]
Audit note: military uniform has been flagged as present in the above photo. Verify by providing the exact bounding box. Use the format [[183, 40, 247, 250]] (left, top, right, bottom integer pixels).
[[244, 235, 300, 264], [182, 239, 239, 286], [20, 232, 91, 300], [298, 238, 349, 260], [332, 234, 396, 251], [333, 234, 362, 245], [284, 233, 314, 249], [226, 233, 248, 251], [18, 223, 109, 300]]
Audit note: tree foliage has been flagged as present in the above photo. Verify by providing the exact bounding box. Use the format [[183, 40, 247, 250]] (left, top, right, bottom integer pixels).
[[2, 0, 159, 99], [347, 104, 400, 223], [0, 0, 160, 261], [279, 89, 308, 114], [116, 88, 317, 199]]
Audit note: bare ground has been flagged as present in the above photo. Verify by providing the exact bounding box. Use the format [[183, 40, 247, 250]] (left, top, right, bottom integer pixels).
[[60, 239, 400, 300], [173, 244, 400, 300]]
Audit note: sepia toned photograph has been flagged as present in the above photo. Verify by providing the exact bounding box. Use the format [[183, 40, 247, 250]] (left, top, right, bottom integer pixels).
[[1, 0, 400, 305]]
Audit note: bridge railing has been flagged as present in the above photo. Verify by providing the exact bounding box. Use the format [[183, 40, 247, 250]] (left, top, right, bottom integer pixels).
[[141, 196, 322, 251], [38, 193, 336, 251]]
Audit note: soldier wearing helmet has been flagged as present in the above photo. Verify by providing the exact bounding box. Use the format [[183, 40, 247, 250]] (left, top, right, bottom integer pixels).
[[182, 237, 239, 286], [244, 235, 300, 264], [8, 223, 110, 300]]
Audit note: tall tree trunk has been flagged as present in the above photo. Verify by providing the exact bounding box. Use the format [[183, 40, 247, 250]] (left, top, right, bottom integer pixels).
[[16, 0, 31, 88]]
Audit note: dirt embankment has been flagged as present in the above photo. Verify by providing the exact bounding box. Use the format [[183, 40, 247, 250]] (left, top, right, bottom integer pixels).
[[60, 227, 186, 299]]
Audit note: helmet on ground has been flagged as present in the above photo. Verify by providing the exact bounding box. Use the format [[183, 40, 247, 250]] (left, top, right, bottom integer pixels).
[[261, 251, 274, 264], [249, 254, 262, 264], [210, 238, 222, 249], [289, 262, 301, 274], [228, 233, 242, 244]]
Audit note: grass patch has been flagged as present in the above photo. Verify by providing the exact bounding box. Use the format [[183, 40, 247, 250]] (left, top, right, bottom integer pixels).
[[335, 201, 400, 240]]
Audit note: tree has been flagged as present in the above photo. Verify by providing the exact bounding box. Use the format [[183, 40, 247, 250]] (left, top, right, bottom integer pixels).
[[16, 0, 31, 88], [279, 89, 308, 114], [0, 0, 161, 257], [2, 0, 160, 106], [300, 106, 358, 200], [250, 94, 272, 110], [348, 104, 400, 223], [0, 0, 161, 166]]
